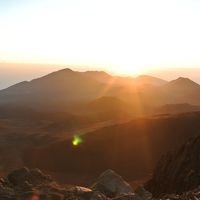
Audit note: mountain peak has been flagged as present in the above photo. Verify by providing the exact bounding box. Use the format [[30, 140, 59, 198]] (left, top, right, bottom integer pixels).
[[50, 68, 75, 75], [37, 68, 76, 80], [84, 70, 111, 78], [168, 77, 200, 88], [59, 68, 74, 72], [176, 77, 194, 82]]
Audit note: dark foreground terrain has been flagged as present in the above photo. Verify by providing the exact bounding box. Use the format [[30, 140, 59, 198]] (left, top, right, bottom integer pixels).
[[1, 111, 200, 186], [0, 167, 150, 200], [1, 166, 200, 200], [146, 133, 200, 196], [24, 112, 200, 185], [2, 133, 200, 200]]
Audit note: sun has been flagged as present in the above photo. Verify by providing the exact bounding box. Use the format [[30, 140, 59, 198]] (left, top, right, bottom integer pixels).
[[109, 65, 148, 76], [123, 66, 143, 74]]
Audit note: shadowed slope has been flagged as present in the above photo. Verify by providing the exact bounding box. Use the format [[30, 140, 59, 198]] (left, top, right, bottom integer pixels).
[[24, 112, 200, 184]]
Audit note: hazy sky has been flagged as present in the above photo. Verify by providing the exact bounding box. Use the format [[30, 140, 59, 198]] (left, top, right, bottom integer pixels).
[[0, 0, 200, 73], [0, 0, 200, 80]]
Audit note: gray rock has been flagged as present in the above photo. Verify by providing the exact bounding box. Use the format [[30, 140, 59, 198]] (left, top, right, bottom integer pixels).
[[7, 167, 30, 186], [135, 187, 152, 200], [65, 186, 107, 200], [0, 184, 15, 197], [91, 169, 134, 198], [71, 186, 92, 195], [89, 191, 107, 200], [30, 168, 52, 185]]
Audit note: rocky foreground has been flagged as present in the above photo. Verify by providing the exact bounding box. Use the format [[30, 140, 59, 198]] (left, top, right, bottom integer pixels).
[[1, 167, 200, 200], [0, 167, 151, 200], [146, 134, 200, 197]]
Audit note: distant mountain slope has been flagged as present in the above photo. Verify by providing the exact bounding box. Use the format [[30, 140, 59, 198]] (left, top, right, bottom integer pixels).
[[160, 77, 200, 105], [0, 68, 200, 111], [83, 71, 113, 83], [0, 69, 116, 109], [24, 112, 200, 184], [84, 71, 137, 88], [88, 96, 130, 112], [155, 103, 200, 114], [139, 77, 200, 106], [78, 96, 135, 120], [134, 75, 167, 86], [166, 77, 200, 90], [0, 68, 167, 111], [84, 71, 167, 87]]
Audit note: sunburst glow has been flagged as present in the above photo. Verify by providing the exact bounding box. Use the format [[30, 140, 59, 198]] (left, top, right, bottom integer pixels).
[[0, 0, 200, 75]]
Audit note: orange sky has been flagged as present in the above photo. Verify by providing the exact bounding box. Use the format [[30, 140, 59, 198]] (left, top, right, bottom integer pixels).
[[0, 62, 200, 90], [0, 0, 200, 75]]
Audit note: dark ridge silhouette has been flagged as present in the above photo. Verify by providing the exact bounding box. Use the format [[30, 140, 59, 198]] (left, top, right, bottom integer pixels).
[[146, 133, 200, 196]]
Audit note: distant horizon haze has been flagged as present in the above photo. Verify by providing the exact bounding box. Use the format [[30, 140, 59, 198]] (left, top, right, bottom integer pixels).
[[1, 62, 200, 89]]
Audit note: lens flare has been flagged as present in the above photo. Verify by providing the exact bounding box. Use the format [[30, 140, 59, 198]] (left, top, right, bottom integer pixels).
[[72, 135, 83, 146]]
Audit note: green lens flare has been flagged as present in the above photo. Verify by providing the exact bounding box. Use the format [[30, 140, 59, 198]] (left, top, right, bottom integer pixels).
[[72, 135, 83, 146]]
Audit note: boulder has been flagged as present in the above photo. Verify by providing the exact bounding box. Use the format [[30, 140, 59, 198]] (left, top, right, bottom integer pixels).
[[0, 185, 15, 200], [91, 169, 134, 198], [67, 186, 107, 200], [71, 186, 93, 195], [135, 187, 152, 200], [29, 168, 52, 185], [89, 191, 107, 200], [7, 167, 30, 186], [7, 167, 52, 188], [0, 167, 152, 200]]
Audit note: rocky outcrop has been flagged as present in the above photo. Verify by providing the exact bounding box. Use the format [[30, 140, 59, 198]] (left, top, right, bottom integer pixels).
[[0, 167, 66, 200], [135, 187, 152, 200], [145, 134, 200, 196], [91, 169, 135, 198], [1, 165, 200, 200], [0, 168, 143, 200], [157, 186, 200, 200]]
